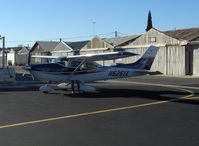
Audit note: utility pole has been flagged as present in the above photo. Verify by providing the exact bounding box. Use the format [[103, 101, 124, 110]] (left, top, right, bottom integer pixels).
[[115, 31, 118, 37], [0, 36, 5, 68], [3, 36, 5, 68]]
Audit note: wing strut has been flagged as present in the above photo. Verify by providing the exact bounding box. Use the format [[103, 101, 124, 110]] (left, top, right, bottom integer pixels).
[[63, 59, 85, 82], [60, 59, 85, 93]]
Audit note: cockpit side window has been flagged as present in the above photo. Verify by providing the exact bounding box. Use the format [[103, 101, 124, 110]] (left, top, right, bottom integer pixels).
[[69, 60, 82, 68], [83, 62, 96, 70], [67, 60, 98, 71]]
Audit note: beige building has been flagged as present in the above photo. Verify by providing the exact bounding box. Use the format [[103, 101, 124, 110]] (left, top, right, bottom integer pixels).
[[30, 41, 72, 63], [81, 27, 199, 76], [80, 35, 139, 65], [29, 27, 199, 76], [125, 28, 199, 76]]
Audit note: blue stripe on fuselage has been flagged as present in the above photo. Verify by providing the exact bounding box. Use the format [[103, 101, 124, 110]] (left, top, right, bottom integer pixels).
[[29, 62, 102, 75]]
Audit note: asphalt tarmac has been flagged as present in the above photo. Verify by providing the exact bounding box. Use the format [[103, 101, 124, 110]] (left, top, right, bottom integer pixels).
[[0, 75, 198, 146]]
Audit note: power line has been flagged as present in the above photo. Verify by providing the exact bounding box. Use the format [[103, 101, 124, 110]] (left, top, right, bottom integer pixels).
[[117, 32, 129, 36], [6, 32, 116, 44], [5, 31, 131, 47], [93, 21, 96, 36]]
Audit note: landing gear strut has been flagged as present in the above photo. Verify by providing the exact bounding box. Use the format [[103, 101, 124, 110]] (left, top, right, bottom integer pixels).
[[71, 80, 81, 93]]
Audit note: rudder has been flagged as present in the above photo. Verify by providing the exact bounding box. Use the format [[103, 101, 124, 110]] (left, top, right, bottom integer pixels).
[[131, 45, 159, 70], [116, 45, 159, 70]]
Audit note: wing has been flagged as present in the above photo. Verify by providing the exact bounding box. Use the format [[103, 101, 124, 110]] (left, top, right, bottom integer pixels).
[[66, 51, 138, 61], [31, 51, 137, 61], [31, 55, 67, 60]]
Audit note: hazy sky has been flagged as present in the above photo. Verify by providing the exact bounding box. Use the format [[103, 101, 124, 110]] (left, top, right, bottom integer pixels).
[[0, 0, 198, 46]]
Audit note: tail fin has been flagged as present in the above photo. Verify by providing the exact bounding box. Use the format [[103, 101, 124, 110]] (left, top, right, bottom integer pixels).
[[117, 45, 159, 70], [131, 45, 159, 70]]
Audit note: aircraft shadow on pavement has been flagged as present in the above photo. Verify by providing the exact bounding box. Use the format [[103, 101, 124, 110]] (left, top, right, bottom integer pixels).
[[66, 88, 199, 106], [0, 85, 39, 92]]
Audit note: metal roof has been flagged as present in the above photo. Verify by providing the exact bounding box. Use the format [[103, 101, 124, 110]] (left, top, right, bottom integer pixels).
[[33, 41, 60, 52], [104, 35, 140, 46], [163, 27, 199, 41], [66, 40, 89, 51], [7, 46, 30, 54], [18, 47, 30, 54], [8, 47, 22, 52]]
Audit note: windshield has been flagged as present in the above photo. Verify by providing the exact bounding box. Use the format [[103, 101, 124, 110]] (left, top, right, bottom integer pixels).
[[67, 60, 100, 70]]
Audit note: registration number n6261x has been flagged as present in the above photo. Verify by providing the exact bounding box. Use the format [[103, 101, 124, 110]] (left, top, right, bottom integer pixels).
[[108, 70, 129, 77]]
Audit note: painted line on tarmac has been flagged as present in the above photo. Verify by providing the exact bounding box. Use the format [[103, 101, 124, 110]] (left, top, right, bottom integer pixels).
[[185, 96, 199, 100], [108, 80, 195, 100], [107, 80, 199, 90], [0, 81, 194, 129]]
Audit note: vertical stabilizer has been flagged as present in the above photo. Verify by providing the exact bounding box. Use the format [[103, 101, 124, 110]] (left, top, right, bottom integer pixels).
[[117, 45, 159, 70]]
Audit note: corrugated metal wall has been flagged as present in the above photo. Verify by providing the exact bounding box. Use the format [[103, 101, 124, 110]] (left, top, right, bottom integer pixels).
[[0, 56, 3, 67], [124, 46, 186, 75], [16, 54, 29, 65], [125, 29, 187, 76], [192, 46, 199, 75], [166, 46, 186, 75]]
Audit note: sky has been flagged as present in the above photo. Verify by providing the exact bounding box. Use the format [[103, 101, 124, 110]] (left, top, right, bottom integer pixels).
[[0, 0, 198, 47]]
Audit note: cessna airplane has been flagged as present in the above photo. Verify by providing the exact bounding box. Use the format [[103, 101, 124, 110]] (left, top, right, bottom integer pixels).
[[23, 46, 159, 93]]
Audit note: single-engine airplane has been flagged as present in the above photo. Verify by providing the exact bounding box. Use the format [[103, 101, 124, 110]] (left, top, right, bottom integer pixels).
[[23, 45, 159, 93]]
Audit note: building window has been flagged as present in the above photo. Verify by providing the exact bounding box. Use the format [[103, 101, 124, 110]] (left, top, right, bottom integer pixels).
[[149, 37, 156, 43]]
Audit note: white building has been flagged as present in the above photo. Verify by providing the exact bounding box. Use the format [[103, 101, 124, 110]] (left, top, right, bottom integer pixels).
[[5, 46, 30, 66]]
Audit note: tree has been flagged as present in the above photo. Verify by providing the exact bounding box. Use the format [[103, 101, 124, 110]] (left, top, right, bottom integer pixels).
[[146, 11, 153, 31]]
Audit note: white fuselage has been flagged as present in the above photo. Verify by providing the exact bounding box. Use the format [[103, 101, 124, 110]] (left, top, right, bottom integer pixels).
[[30, 66, 148, 83]]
